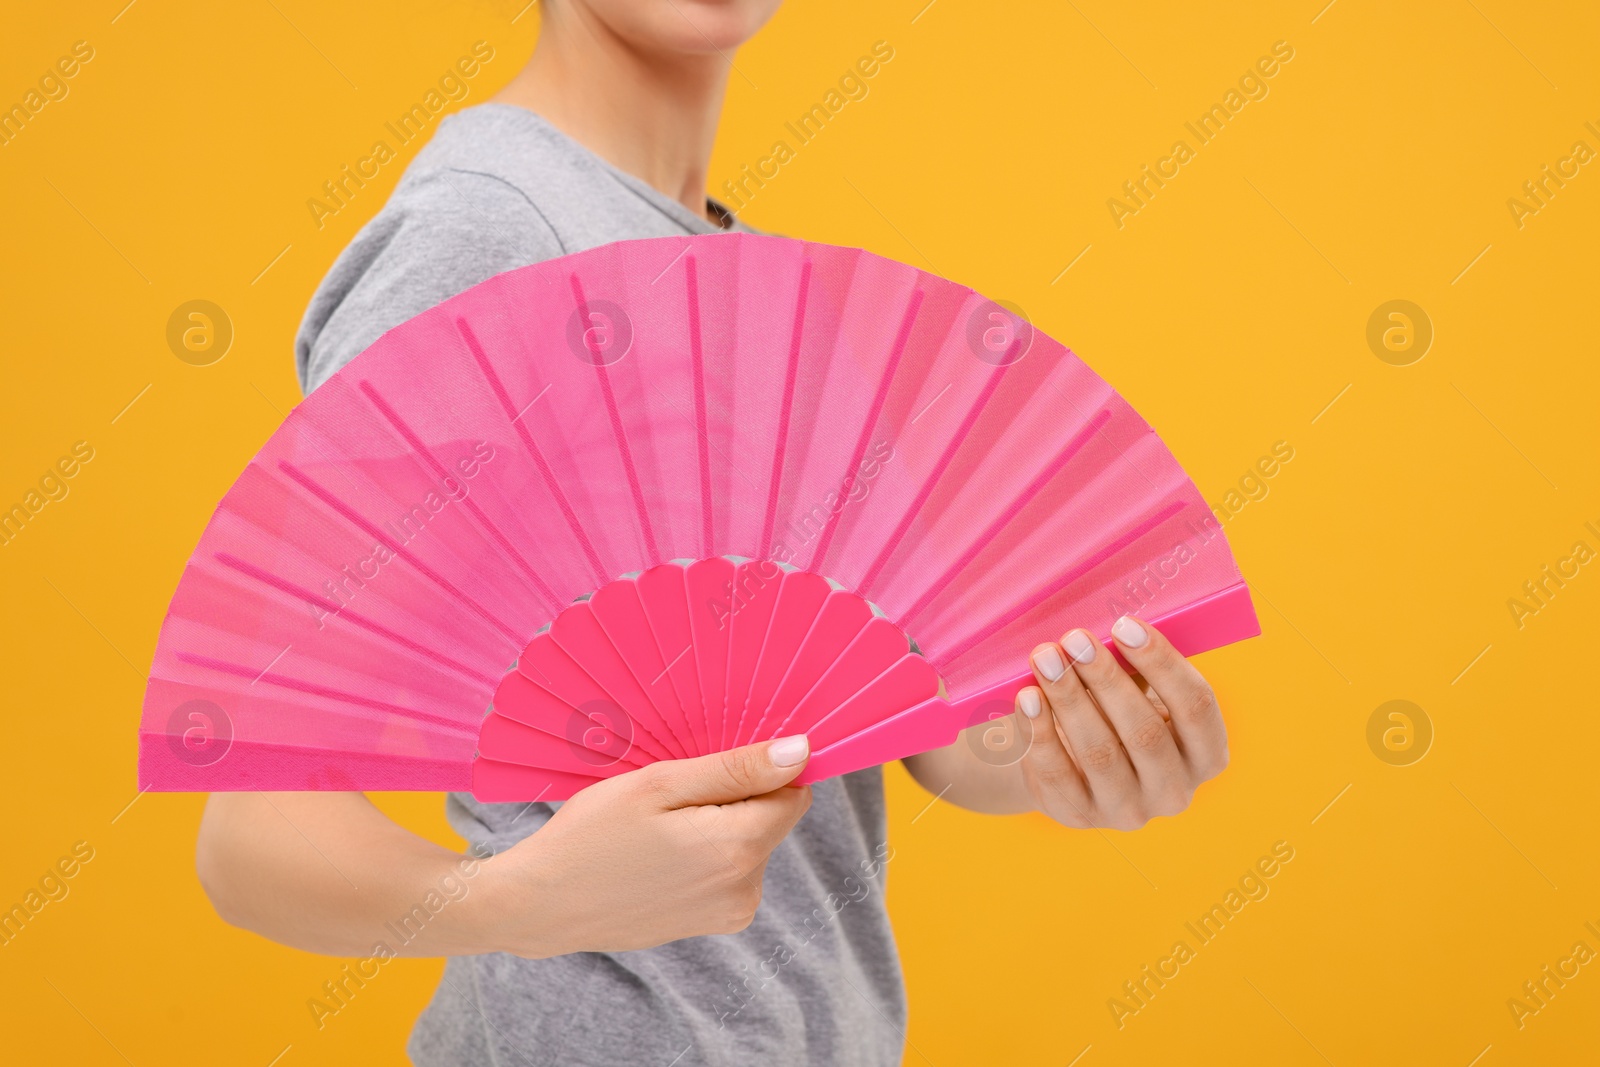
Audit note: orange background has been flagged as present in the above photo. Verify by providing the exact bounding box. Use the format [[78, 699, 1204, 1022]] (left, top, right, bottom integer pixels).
[[3, 1, 1598, 1063]]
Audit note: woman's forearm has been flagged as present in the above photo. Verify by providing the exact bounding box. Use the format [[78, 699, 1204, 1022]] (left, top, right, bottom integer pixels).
[[901, 732, 1039, 815], [196, 791, 507, 958], [196, 740, 823, 962]]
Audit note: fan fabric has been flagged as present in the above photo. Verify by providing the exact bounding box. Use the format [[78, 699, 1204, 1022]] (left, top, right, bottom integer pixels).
[[138, 233, 1257, 796]]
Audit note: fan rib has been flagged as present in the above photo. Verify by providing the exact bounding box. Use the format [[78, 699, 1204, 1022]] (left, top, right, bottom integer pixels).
[[686, 558, 735, 749], [568, 272, 661, 562], [636, 563, 710, 754], [479, 710, 643, 778], [808, 287, 926, 571], [933, 498, 1186, 666], [739, 570, 831, 746], [454, 317, 607, 585], [858, 360, 1010, 597], [549, 608, 691, 760], [276, 460, 522, 647], [173, 651, 476, 735], [471, 758, 604, 803], [768, 617, 908, 740], [721, 560, 784, 749], [490, 672, 654, 771], [899, 407, 1114, 626], [761, 258, 812, 557], [520, 637, 680, 763], [794, 654, 939, 752], [214, 552, 497, 687], [357, 380, 561, 613], [587, 584, 698, 758], [761, 591, 874, 735], [685, 255, 714, 555]]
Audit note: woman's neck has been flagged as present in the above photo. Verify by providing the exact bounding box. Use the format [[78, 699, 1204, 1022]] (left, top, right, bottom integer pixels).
[[493, 11, 731, 223]]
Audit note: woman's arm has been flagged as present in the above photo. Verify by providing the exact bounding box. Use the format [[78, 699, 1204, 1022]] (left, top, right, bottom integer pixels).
[[902, 616, 1230, 827], [197, 791, 504, 957], [196, 736, 816, 959], [900, 736, 1039, 815]]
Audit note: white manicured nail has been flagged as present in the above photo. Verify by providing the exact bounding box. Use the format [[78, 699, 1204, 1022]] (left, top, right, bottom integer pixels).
[[1018, 689, 1042, 719], [1033, 645, 1065, 681], [769, 735, 810, 767], [1064, 630, 1096, 664], [1112, 616, 1148, 649]]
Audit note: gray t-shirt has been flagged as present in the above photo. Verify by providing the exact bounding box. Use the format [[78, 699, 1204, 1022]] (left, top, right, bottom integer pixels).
[[295, 104, 908, 1067]]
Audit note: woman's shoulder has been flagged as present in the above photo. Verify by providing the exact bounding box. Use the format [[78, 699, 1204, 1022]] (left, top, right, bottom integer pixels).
[[294, 161, 561, 393], [295, 108, 575, 394], [295, 103, 751, 394]]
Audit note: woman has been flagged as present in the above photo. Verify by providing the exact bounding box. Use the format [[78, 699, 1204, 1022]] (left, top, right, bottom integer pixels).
[[198, 2, 1231, 1063]]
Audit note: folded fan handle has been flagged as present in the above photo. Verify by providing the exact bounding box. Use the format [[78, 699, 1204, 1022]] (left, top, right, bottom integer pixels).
[[798, 581, 1260, 784]]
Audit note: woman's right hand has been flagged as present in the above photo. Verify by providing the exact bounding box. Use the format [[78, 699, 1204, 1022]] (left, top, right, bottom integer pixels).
[[478, 734, 814, 957]]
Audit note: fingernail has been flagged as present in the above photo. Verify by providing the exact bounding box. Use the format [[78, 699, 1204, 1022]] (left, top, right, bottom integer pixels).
[[1018, 689, 1042, 719], [1033, 645, 1065, 681], [769, 734, 809, 767], [1064, 630, 1096, 664], [1112, 616, 1148, 649]]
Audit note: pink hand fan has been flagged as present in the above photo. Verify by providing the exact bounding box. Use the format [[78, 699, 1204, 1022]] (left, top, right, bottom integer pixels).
[[138, 233, 1258, 800]]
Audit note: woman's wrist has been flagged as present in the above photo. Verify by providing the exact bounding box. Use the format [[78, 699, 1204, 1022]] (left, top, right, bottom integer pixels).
[[468, 839, 572, 960]]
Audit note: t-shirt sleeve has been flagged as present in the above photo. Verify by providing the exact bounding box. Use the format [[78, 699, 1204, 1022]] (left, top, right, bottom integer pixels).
[[295, 169, 566, 395]]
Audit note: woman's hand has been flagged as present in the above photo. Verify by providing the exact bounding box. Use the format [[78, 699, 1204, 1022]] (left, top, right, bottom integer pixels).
[[1015, 616, 1229, 830], [478, 736, 814, 958]]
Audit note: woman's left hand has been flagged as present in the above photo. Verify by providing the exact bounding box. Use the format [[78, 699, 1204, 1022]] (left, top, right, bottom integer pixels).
[[1014, 616, 1229, 830]]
